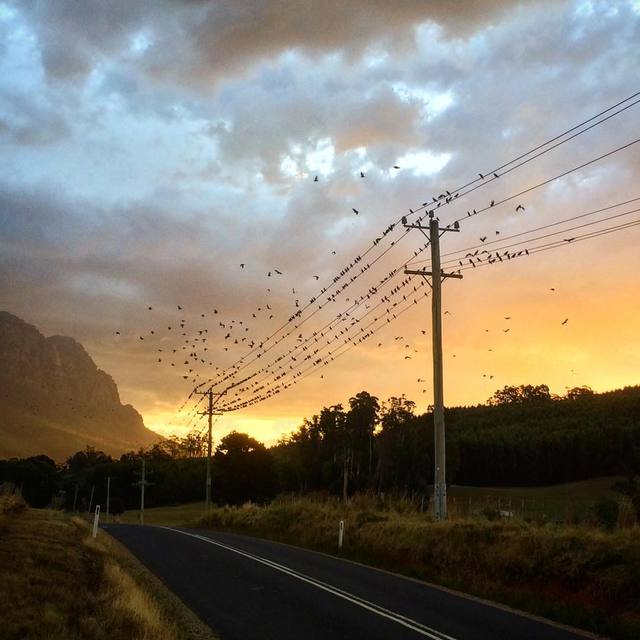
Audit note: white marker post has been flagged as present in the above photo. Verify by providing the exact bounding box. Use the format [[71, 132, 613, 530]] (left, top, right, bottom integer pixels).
[[338, 520, 345, 549], [92, 505, 101, 538]]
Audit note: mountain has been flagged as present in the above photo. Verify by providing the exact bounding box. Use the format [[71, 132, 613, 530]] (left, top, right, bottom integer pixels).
[[0, 311, 159, 460]]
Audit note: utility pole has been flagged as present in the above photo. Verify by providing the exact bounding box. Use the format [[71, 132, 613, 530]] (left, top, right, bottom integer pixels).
[[134, 458, 150, 525], [87, 484, 95, 515], [106, 476, 111, 523], [404, 215, 462, 521], [72, 482, 79, 513], [196, 388, 224, 511]]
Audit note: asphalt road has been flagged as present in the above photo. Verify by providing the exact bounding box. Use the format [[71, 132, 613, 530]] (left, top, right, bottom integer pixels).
[[104, 525, 594, 640]]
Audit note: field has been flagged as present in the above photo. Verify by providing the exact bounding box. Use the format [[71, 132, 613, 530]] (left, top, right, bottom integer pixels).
[[0, 495, 217, 640], [118, 475, 624, 526]]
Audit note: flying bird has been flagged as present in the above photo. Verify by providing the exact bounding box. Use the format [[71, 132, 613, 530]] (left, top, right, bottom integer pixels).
[[352, 208, 359, 215], [240, 263, 245, 268], [148, 306, 152, 310], [275, 269, 282, 275], [314, 176, 318, 182], [177, 305, 182, 310], [313, 275, 319, 280], [478, 173, 484, 179], [480, 236, 487, 242], [516, 205, 525, 212], [360, 171, 365, 178], [564, 238, 575, 243], [562, 318, 569, 325], [115, 331, 120, 335], [393, 165, 400, 169]]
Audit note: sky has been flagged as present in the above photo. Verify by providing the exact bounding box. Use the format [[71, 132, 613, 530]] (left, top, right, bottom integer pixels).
[[1, 0, 639, 445]]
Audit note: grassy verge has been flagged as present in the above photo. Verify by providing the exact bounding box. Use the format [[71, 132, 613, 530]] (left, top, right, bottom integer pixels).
[[195, 497, 640, 640], [0, 496, 217, 640]]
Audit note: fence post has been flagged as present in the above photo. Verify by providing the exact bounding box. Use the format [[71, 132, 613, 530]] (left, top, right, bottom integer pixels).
[[92, 505, 101, 538], [338, 520, 345, 549]]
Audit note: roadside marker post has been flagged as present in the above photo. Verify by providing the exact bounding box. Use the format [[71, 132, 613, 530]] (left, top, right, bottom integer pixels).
[[92, 505, 101, 538], [338, 520, 345, 549]]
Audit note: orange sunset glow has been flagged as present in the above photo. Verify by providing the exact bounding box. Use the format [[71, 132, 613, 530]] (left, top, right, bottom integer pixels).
[[1, 1, 639, 446]]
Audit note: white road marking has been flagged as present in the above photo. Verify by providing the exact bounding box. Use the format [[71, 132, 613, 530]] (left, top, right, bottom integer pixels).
[[160, 526, 458, 640]]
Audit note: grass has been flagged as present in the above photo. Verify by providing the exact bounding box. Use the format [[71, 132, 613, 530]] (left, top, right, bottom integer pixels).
[[0, 498, 217, 640], [193, 495, 640, 640], [118, 476, 625, 527], [118, 500, 209, 526]]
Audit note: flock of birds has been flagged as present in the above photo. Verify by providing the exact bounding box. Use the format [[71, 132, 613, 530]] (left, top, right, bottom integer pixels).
[[111, 162, 580, 419]]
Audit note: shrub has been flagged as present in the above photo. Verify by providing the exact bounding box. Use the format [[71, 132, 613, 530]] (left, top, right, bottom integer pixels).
[[594, 498, 620, 531]]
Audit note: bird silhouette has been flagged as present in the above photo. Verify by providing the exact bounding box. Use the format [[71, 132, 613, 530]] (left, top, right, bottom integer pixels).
[[516, 205, 525, 212], [148, 306, 152, 310], [314, 176, 318, 182], [360, 171, 365, 178], [493, 173, 499, 178], [177, 305, 182, 310], [478, 173, 484, 179], [480, 236, 487, 242], [393, 165, 400, 169], [490, 200, 495, 207], [115, 331, 120, 335], [352, 208, 359, 215], [564, 238, 575, 243], [503, 328, 510, 333], [240, 263, 245, 268], [313, 275, 319, 280], [275, 269, 282, 275], [562, 318, 569, 325]]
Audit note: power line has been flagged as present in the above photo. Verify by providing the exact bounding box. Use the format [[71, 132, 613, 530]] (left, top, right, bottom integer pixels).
[[192, 92, 640, 395]]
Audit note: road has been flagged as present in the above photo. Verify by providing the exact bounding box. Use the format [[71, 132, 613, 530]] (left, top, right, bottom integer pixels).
[[104, 525, 594, 640]]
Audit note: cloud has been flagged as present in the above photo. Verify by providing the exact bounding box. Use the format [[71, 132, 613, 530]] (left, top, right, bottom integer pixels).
[[17, 0, 548, 88], [1, 0, 639, 440]]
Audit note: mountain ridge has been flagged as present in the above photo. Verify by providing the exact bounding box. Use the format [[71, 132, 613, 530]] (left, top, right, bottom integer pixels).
[[0, 310, 159, 460]]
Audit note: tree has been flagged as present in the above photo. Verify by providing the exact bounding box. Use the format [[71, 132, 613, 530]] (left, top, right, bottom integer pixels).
[[66, 446, 112, 473], [488, 384, 552, 406], [213, 432, 276, 505], [346, 391, 380, 488], [566, 386, 594, 400]]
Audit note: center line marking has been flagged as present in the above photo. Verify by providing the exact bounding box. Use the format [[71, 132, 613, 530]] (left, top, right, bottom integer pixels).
[[160, 526, 458, 640]]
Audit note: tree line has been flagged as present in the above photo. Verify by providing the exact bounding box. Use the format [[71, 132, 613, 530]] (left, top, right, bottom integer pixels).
[[1, 384, 639, 511]]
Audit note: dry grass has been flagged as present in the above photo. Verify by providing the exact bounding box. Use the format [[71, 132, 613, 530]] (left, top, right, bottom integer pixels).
[[0, 508, 217, 640], [196, 497, 640, 640]]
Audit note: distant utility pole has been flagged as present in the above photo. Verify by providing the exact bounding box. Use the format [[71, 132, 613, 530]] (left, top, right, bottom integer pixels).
[[87, 484, 95, 515], [106, 476, 111, 523], [404, 215, 462, 521], [196, 388, 225, 511], [134, 458, 151, 525], [72, 482, 79, 513]]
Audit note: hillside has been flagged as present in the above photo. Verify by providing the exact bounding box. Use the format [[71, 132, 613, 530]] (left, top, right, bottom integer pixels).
[[0, 311, 159, 460]]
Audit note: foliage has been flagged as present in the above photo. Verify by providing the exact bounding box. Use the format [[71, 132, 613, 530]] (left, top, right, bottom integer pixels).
[[274, 385, 640, 495], [213, 431, 277, 505], [0, 454, 59, 507]]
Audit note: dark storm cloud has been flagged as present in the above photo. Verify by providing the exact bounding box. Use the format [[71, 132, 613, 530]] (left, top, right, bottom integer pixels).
[[17, 0, 549, 87]]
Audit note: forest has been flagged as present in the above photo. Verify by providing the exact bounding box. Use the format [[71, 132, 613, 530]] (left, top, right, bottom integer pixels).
[[1, 384, 639, 512]]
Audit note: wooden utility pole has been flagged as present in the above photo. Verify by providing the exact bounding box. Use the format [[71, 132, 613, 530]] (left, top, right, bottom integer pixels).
[[197, 388, 224, 510], [135, 458, 150, 525], [106, 476, 111, 523], [87, 484, 95, 515], [404, 215, 462, 521]]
